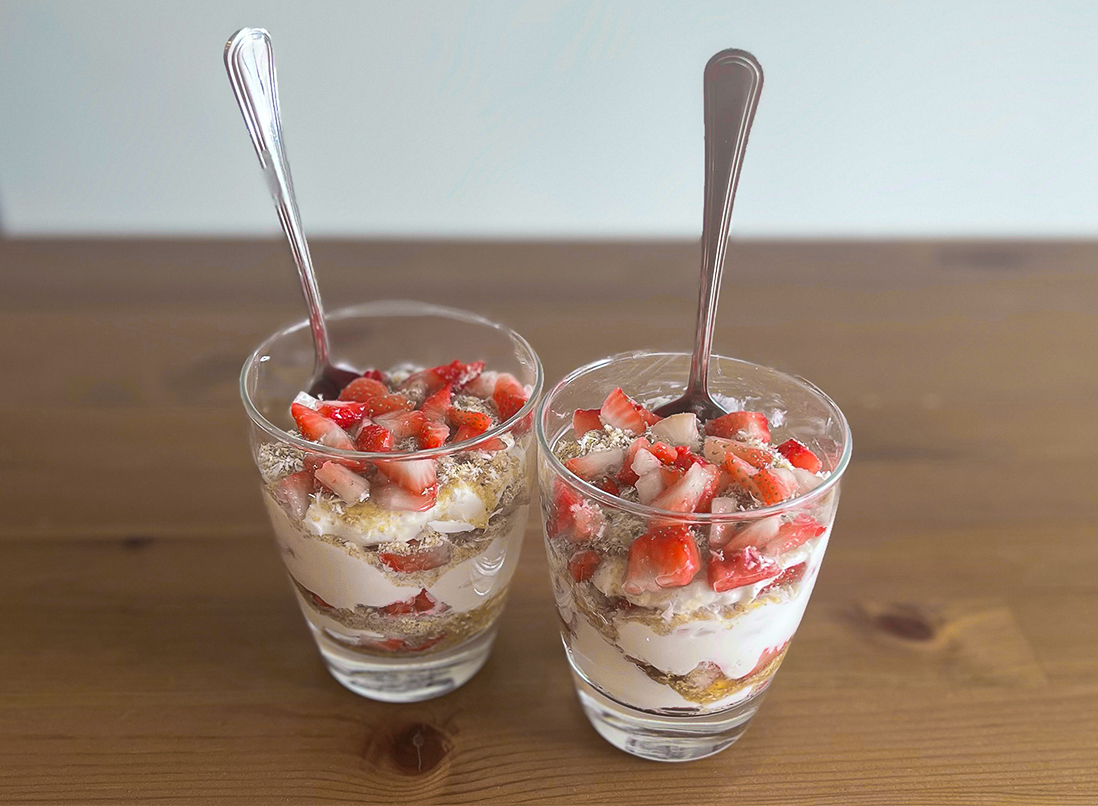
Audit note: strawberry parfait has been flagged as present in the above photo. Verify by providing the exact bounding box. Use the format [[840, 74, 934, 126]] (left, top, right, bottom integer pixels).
[[536, 352, 849, 758], [243, 302, 542, 702]]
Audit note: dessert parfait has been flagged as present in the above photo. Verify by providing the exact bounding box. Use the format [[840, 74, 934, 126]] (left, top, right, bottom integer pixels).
[[536, 352, 849, 759], [242, 301, 542, 702]]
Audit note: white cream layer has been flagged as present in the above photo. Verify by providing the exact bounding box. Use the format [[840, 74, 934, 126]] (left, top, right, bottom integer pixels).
[[266, 495, 527, 613]]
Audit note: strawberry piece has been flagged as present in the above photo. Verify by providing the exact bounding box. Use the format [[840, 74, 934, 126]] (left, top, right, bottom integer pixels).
[[360, 394, 416, 417], [707, 546, 781, 592], [418, 419, 450, 449], [761, 515, 826, 555], [707, 497, 739, 548], [565, 448, 624, 481], [760, 563, 807, 593], [630, 448, 662, 479], [421, 383, 453, 422], [431, 360, 485, 389], [453, 425, 505, 450], [314, 461, 371, 504], [622, 524, 701, 594], [272, 470, 312, 519], [548, 479, 603, 542], [379, 540, 451, 572], [618, 437, 652, 485], [671, 445, 709, 471], [649, 412, 700, 448], [376, 456, 437, 494], [375, 410, 428, 441], [372, 482, 437, 511], [635, 465, 682, 505], [358, 369, 388, 383], [572, 408, 604, 437], [448, 407, 492, 436], [315, 400, 369, 429], [720, 514, 782, 552], [355, 424, 394, 452], [462, 370, 498, 398], [380, 588, 447, 615], [651, 462, 720, 513], [493, 373, 528, 421], [290, 403, 356, 450], [311, 592, 334, 609], [649, 441, 678, 465], [706, 411, 772, 442], [594, 477, 620, 496], [568, 550, 602, 582], [599, 388, 649, 435], [753, 467, 798, 506], [744, 640, 790, 678], [705, 436, 773, 470], [722, 453, 762, 501], [776, 439, 822, 473], [338, 377, 389, 402]]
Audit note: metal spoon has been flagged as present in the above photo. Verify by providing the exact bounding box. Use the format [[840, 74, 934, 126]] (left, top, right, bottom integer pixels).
[[654, 49, 764, 420], [224, 28, 357, 399]]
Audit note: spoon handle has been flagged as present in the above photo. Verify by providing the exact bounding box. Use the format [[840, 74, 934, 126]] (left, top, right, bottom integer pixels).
[[224, 28, 330, 370], [687, 49, 764, 399]]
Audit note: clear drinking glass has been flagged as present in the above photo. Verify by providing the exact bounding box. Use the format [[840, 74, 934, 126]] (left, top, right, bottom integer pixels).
[[536, 351, 851, 761], [241, 301, 542, 702]]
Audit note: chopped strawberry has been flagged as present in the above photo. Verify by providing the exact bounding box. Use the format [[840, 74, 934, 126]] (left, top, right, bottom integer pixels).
[[374, 410, 428, 441], [358, 369, 388, 384], [432, 360, 485, 389], [355, 424, 394, 452], [622, 524, 701, 594], [671, 445, 709, 471], [314, 461, 371, 504], [311, 592, 334, 609], [760, 563, 807, 593], [635, 465, 682, 505], [548, 479, 603, 542], [594, 477, 620, 496], [376, 456, 437, 494], [707, 496, 739, 548], [752, 467, 798, 506], [338, 377, 389, 402], [420, 383, 453, 422], [380, 588, 447, 615], [462, 370, 498, 398], [705, 436, 773, 469], [418, 419, 450, 449], [722, 453, 763, 501], [706, 411, 772, 442], [272, 470, 312, 519], [649, 412, 700, 448], [290, 402, 356, 450], [315, 400, 369, 429], [630, 448, 662, 478], [791, 467, 824, 495], [360, 394, 416, 417], [453, 425, 505, 450], [618, 437, 652, 485], [707, 546, 781, 592], [761, 515, 826, 555], [378, 539, 451, 571], [648, 441, 678, 465], [564, 447, 624, 481], [744, 640, 789, 678], [448, 407, 492, 436], [572, 408, 604, 437], [721, 514, 782, 552], [776, 438, 822, 473], [651, 462, 720, 513], [599, 388, 648, 435], [493, 373, 528, 421], [372, 482, 437, 511], [568, 550, 602, 582]]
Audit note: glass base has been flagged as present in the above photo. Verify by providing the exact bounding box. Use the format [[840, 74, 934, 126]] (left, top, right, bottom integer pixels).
[[310, 625, 497, 703], [572, 671, 766, 762]]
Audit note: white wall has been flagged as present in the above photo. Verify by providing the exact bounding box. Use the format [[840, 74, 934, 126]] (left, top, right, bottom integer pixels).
[[1, 0, 1096, 238]]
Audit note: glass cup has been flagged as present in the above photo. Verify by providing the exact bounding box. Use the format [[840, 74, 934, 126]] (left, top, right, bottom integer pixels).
[[536, 351, 851, 761], [241, 301, 542, 702]]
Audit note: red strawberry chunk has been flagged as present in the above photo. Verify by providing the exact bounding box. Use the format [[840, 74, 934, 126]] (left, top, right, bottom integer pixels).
[[418, 419, 450, 449], [622, 524, 701, 594], [564, 447, 624, 481], [707, 497, 739, 548], [316, 400, 369, 428], [374, 410, 428, 441], [453, 425, 505, 450], [707, 546, 781, 592], [358, 369, 388, 384], [360, 394, 416, 417], [649, 441, 678, 465], [776, 438, 822, 473], [432, 360, 485, 389], [744, 640, 790, 678], [314, 461, 371, 504], [548, 479, 603, 542], [706, 411, 772, 442], [721, 514, 782, 552], [380, 588, 448, 615], [493, 373, 528, 421], [372, 482, 438, 512], [595, 477, 620, 496], [760, 515, 826, 556], [618, 437, 652, 485], [572, 408, 604, 437], [448, 407, 492, 436], [462, 370, 498, 398], [599, 388, 648, 435], [760, 563, 807, 593], [379, 540, 451, 572], [421, 384, 453, 422], [722, 453, 763, 501], [311, 592, 334, 609], [355, 424, 394, 452], [752, 467, 798, 506], [338, 377, 389, 402], [376, 457, 437, 494], [707, 437, 773, 470], [290, 402, 356, 450], [635, 465, 682, 505], [568, 550, 602, 582], [272, 470, 312, 520], [651, 462, 720, 513]]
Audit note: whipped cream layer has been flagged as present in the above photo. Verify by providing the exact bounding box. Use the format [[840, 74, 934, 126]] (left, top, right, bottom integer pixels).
[[266, 495, 527, 612]]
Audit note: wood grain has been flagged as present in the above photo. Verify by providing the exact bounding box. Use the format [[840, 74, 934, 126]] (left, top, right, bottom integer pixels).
[[0, 237, 1095, 805]]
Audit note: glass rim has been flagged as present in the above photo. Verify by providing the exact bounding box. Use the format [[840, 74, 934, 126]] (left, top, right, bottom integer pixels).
[[535, 350, 852, 523], [240, 299, 545, 461]]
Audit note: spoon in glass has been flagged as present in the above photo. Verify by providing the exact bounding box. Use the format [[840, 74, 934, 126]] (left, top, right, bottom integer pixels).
[[224, 27, 357, 399], [654, 49, 764, 420]]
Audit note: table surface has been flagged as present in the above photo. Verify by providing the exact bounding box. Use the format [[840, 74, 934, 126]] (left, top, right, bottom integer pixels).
[[1, 237, 1095, 805]]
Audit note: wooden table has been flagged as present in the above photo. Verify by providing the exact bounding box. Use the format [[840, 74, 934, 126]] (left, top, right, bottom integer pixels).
[[1, 238, 1095, 805]]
